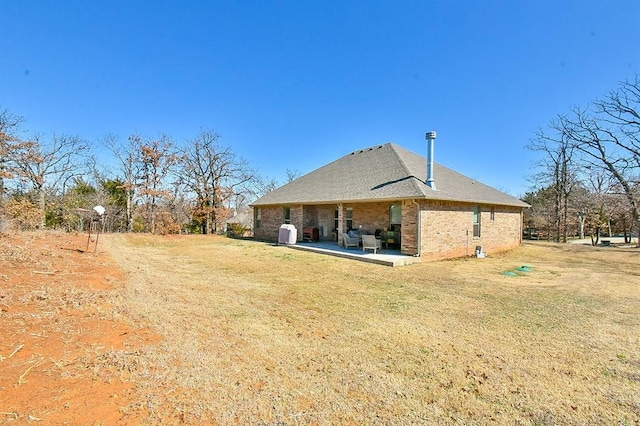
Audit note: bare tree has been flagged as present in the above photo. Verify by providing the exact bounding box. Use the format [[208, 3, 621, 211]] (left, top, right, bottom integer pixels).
[[571, 185, 591, 239], [178, 130, 255, 234], [528, 125, 577, 242], [522, 187, 553, 240], [560, 101, 639, 245], [247, 174, 279, 201], [0, 108, 25, 207], [135, 134, 177, 234], [102, 133, 141, 232], [594, 76, 640, 166], [6, 133, 91, 228], [592, 76, 640, 242], [578, 168, 620, 245], [285, 168, 301, 183], [530, 76, 640, 246]]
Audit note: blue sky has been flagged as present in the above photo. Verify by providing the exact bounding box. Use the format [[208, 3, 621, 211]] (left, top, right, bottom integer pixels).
[[2, 1, 639, 197]]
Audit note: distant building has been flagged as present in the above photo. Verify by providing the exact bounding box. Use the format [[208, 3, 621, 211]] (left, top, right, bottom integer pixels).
[[225, 208, 253, 237]]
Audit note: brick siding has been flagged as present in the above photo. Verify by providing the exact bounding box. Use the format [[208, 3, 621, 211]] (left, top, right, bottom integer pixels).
[[420, 200, 522, 261], [253, 205, 303, 242], [253, 200, 523, 260]]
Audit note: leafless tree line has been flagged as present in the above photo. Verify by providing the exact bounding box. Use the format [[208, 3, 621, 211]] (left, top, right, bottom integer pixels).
[[526, 76, 640, 246], [0, 113, 282, 234]]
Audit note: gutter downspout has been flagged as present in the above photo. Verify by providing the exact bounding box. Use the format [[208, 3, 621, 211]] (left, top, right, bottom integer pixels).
[[337, 203, 344, 246], [412, 199, 421, 257], [520, 208, 524, 245], [466, 229, 470, 256]]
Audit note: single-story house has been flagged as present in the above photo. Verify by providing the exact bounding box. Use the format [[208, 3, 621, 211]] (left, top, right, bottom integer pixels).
[[251, 140, 529, 261]]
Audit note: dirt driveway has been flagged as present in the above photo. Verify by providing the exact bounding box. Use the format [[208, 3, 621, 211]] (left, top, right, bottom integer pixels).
[[0, 232, 154, 424]]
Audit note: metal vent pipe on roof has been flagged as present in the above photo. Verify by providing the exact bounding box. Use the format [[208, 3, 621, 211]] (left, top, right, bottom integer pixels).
[[425, 131, 437, 190]]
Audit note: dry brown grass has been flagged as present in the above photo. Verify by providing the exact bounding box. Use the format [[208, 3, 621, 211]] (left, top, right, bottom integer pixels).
[[103, 234, 640, 425]]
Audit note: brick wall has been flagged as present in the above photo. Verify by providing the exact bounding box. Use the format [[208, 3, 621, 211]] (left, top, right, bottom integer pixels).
[[252, 206, 282, 241], [303, 205, 317, 227], [290, 205, 303, 239], [253, 205, 303, 242], [254, 201, 524, 261], [420, 200, 523, 261], [343, 202, 390, 233], [255, 202, 393, 243], [401, 200, 419, 255]]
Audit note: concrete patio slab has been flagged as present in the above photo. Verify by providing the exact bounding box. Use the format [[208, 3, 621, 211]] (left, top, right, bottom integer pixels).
[[285, 241, 421, 267]]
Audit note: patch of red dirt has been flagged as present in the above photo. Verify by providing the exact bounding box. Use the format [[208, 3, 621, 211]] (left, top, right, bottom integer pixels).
[[0, 232, 156, 425]]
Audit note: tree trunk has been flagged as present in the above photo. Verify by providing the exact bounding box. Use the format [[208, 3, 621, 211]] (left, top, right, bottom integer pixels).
[[636, 217, 640, 248], [149, 200, 156, 234], [591, 226, 600, 246], [554, 185, 561, 242], [206, 213, 213, 235], [37, 186, 46, 229], [126, 188, 133, 232], [0, 156, 7, 208], [562, 196, 568, 243]]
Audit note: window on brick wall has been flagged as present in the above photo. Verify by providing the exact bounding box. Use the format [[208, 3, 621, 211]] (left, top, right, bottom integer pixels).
[[283, 206, 291, 224], [490, 206, 495, 221], [345, 207, 353, 230], [473, 206, 481, 237], [390, 203, 402, 226], [255, 208, 262, 228], [335, 206, 354, 230]]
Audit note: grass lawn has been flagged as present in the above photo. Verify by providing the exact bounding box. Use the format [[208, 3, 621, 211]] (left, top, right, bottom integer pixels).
[[103, 234, 639, 425]]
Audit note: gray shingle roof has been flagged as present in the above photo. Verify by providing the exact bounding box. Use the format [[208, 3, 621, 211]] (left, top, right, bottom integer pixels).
[[252, 143, 529, 208]]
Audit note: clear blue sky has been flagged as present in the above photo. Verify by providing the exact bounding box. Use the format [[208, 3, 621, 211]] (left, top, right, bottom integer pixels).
[[2, 1, 638, 197]]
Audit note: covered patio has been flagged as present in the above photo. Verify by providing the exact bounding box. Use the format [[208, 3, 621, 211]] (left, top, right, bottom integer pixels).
[[286, 241, 420, 267]]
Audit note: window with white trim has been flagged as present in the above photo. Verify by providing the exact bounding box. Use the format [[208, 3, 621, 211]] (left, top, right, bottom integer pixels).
[[473, 206, 481, 237], [390, 203, 402, 226], [255, 208, 262, 228], [345, 207, 353, 230], [283, 206, 291, 224]]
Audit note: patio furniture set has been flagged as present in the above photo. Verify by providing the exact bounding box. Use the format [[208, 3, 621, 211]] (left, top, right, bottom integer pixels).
[[342, 231, 383, 254]]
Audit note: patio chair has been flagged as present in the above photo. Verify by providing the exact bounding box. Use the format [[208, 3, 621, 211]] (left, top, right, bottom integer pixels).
[[342, 232, 359, 249], [362, 235, 382, 254]]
